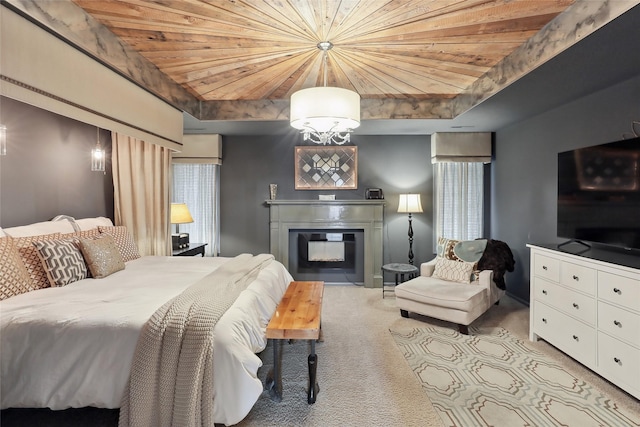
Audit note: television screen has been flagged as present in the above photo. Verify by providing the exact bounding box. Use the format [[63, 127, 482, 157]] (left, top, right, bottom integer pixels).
[[557, 136, 640, 251]]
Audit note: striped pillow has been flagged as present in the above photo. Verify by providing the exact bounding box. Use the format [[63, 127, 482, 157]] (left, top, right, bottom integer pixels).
[[34, 239, 88, 287]]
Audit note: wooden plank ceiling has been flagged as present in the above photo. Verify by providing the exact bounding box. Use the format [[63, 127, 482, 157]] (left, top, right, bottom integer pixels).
[[70, 0, 575, 103]]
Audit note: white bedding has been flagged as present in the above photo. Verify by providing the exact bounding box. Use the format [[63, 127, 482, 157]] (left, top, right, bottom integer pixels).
[[0, 255, 293, 426]]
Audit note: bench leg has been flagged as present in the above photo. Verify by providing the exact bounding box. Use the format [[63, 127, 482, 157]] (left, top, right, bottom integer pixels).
[[308, 340, 319, 404], [267, 339, 283, 402], [400, 309, 409, 318], [458, 324, 469, 335]]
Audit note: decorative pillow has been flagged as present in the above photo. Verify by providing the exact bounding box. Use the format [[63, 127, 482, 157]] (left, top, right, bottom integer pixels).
[[0, 236, 34, 300], [34, 239, 88, 287], [13, 233, 62, 290], [61, 228, 102, 240], [437, 237, 461, 261], [78, 234, 125, 278], [98, 226, 141, 262], [432, 256, 475, 284]]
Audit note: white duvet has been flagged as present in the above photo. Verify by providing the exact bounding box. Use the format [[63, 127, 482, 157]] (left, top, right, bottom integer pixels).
[[0, 255, 293, 426]]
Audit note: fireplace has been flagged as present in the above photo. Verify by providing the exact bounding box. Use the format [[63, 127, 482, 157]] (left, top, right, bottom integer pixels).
[[266, 200, 384, 287], [289, 229, 364, 284]]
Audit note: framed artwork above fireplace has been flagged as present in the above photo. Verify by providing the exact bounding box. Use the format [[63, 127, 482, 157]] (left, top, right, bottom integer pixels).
[[294, 146, 357, 190]]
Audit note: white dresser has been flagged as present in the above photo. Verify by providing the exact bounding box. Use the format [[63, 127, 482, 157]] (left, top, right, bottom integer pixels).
[[528, 244, 640, 399]]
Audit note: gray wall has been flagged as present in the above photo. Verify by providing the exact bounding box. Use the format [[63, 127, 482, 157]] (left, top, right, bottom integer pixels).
[[0, 96, 114, 227], [219, 133, 436, 266], [492, 74, 640, 304]]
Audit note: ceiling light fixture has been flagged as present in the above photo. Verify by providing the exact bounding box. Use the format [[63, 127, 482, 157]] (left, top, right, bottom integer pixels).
[[290, 41, 360, 145]]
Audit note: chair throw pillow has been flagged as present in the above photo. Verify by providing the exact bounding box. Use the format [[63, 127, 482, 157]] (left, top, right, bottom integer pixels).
[[432, 257, 475, 284], [78, 234, 125, 279], [34, 239, 88, 287]]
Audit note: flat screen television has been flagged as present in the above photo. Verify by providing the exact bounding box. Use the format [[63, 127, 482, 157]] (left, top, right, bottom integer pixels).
[[557, 136, 640, 252]]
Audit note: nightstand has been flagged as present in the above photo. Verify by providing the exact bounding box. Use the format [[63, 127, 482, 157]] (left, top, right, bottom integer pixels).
[[172, 243, 207, 257]]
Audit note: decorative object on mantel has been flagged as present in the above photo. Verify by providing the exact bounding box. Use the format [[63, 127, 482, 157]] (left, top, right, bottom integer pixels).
[[295, 146, 357, 190], [397, 194, 423, 265], [289, 41, 360, 145], [0, 124, 6, 156], [269, 184, 278, 200], [170, 202, 194, 250], [91, 127, 105, 172]]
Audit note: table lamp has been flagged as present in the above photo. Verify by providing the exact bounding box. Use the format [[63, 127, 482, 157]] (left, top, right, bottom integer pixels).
[[397, 194, 423, 264], [171, 203, 193, 249]]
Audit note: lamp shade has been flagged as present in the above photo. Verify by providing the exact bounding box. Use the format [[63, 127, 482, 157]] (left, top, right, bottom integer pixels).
[[170, 203, 194, 224], [397, 194, 423, 213], [290, 86, 361, 133]]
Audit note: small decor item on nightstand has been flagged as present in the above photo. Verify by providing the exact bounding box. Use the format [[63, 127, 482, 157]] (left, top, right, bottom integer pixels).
[[170, 203, 194, 250]]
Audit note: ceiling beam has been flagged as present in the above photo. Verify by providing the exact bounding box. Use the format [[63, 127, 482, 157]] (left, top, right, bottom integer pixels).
[[4, 0, 639, 122]]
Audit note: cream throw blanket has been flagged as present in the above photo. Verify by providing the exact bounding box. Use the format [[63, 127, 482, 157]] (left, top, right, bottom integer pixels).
[[119, 253, 274, 427]]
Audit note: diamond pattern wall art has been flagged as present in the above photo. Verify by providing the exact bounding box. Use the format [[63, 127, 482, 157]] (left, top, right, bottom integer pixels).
[[295, 146, 357, 190]]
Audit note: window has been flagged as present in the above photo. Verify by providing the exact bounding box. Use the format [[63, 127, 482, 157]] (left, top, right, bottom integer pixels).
[[172, 163, 220, 256], [434, 162, 484, 241]]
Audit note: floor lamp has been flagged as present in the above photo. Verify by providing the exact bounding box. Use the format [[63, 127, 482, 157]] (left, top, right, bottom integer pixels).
[[397, 194, 423, 265]]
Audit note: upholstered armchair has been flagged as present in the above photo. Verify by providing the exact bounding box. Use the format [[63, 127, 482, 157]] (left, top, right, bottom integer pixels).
[[395, 238, 513, 334]]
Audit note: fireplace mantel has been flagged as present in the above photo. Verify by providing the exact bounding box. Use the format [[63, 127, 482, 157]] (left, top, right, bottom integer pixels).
[[267, 199, 385, 287]]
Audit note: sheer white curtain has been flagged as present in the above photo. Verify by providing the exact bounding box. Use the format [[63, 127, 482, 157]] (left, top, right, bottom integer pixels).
[[434, 162, 484, 241], [172, 164, 220, 256]]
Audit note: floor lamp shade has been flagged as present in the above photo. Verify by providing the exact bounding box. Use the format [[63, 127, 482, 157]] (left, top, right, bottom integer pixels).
[[397, 194, 423, 265], [397, 194, 423, 214]]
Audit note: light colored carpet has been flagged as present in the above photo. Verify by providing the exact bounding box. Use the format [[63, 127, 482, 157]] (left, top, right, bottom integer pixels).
[[235, 285, 640, 427], [391, 325, 640, 427]]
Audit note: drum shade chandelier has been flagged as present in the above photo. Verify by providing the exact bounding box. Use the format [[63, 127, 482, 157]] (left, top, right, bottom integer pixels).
[[290, 42, 360, 145]]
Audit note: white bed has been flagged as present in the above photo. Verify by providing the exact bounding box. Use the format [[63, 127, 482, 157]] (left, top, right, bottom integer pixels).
[[1, 255, 293, 426]]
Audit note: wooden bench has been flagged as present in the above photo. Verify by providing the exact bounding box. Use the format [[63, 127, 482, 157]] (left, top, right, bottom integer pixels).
[[266, 280, 324, 404]]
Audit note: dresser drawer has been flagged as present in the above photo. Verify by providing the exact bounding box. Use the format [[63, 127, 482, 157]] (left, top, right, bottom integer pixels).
[[598, 332, 640, 395], [534, 278, 595, 325], [533, 302, 596, 368], [598, 301, 640, 347], [598, 271, 640, 313], [533, 254, 560, 282], [560, 262, 596, 295]]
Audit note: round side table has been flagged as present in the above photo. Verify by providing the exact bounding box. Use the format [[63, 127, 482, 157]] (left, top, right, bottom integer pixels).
[[381, 263, 419, 298]]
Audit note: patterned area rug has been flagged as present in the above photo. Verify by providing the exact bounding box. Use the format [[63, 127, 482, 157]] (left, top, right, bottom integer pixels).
[[390, 326, 640, 427]]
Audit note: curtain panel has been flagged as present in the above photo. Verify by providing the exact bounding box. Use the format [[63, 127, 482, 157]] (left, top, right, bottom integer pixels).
[[434, 162, 484, 242], [112, 133, 172, 256], [172, 163, 220, 256]]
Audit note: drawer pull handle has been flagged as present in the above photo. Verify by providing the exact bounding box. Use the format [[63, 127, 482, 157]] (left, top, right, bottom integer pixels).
[[613, 320, 621, 327], [542, 318, 547, 323], [613, 288, 621, 294], [572, 335, 578, 341], [572, 303, 579, 309], [572, 275, 579, 281], [614, 357, 621, 364], [542, 290, 547, 295], [542, 266, 548, 270]]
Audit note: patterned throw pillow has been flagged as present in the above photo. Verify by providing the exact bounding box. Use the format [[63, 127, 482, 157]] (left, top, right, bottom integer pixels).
[[432, 256, 475, 283], [78, 234, 125, 278], [34, 239, 88, 287], [98, 226, 141, 262], [0, 236, 34, 300], [13, 233, 61, 290]]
